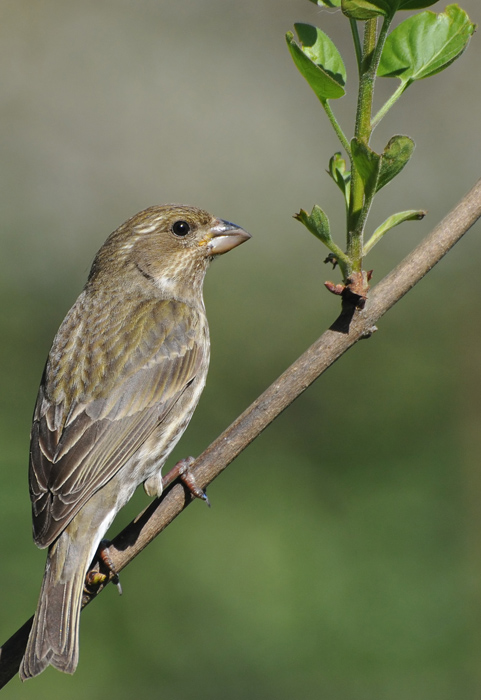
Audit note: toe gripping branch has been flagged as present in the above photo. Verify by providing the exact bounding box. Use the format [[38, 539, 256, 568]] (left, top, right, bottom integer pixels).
[[83, 457, 209, 598], [162, 457, 211, 507], [85, 540, 123, 595]]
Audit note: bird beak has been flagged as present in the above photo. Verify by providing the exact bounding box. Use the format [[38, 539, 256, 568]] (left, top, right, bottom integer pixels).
[[206, 219, 251, 255]]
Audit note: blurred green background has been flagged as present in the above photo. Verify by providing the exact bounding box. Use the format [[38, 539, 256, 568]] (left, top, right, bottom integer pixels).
[[1, 1, 480, 698]]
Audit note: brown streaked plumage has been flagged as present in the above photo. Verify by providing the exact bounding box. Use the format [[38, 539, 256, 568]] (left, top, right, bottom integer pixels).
[[20, 205, 250, 680]]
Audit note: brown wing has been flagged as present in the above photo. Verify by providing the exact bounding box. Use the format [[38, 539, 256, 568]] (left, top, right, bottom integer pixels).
[[29, 296, 206, 547]]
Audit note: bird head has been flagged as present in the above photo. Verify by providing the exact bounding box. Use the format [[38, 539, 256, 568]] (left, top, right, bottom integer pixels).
[[88, 204, 251, 304]]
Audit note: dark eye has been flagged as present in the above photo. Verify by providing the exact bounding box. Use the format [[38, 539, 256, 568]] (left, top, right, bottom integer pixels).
[[172, 220, 191, 237]]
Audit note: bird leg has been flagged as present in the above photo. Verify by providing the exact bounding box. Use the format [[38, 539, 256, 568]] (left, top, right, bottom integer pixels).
[[162, 456, 210, 507]]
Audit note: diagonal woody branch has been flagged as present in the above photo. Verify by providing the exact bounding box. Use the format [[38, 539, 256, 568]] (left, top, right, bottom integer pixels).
[[1, 178, 481, 688]]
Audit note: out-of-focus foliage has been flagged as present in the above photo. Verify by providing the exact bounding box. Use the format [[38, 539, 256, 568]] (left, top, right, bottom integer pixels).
[[0, 1, 480, 698]]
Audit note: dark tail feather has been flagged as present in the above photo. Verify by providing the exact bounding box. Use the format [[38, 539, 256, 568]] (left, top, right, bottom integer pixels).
[[19, 545, 87, 680]]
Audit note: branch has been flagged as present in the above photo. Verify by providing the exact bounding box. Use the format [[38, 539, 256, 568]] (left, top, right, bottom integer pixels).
[[2, 178, 481, 688]]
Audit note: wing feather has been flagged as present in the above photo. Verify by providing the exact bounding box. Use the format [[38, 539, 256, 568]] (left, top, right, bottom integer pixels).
[[29, 296, 206, 547]]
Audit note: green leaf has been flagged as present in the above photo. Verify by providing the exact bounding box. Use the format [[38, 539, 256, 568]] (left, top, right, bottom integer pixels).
[[378, 5, 476, 84], [295, 206, 333, 245], [294, 206, 351, 276], [309, 0, 341, 6], [364, 210, 426, 254], [328, 152, 351, 204], [294, 24, 346, 85], [398, 0, 444, 7], [286, 25, 346, 101], [377, 135, 415, 191], [351, 139, 381, 201], [342, 0, 440, 20], [342, 0, 386, 19]]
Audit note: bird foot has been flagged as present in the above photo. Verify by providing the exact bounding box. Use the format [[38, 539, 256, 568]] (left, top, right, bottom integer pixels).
[[85, 540, 122, 594], [162, 456, 210, 507]]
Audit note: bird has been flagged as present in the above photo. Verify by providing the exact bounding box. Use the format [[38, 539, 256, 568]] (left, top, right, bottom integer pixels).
[[19, 204, 250, 680]]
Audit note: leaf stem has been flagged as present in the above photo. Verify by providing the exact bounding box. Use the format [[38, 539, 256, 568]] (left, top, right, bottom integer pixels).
[[350, 18, 362, 74], [372, 81, 409, 129], [321, 99, 351, 156], [323, 241, 351, 279]]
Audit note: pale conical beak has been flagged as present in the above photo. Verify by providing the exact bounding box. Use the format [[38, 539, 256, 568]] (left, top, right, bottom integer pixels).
[[207, 219, 251, 255]]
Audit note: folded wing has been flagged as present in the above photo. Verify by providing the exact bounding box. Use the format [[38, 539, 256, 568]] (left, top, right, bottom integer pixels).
[[29, 297, 204, 547]]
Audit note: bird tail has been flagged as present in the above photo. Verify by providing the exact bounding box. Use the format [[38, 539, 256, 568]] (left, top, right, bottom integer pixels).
[[19, 535, 92, 680]]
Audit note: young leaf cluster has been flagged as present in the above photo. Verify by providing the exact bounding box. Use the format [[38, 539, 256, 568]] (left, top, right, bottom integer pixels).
[[287, 1, 475, 296]]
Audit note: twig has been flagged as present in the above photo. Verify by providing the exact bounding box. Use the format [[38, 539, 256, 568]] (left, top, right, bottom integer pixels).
[[1, 178, 481, 688]]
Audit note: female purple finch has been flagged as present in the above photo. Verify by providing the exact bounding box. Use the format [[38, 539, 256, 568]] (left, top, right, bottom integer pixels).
[[20, 204, 250, 680]]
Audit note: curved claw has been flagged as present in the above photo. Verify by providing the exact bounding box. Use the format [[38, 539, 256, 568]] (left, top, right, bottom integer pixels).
[[93, 540, 123, 595], [162, 457, 211, 506]]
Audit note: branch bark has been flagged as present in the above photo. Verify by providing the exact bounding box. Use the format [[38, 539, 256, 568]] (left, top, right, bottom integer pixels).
[[2, 178, 481, 688]]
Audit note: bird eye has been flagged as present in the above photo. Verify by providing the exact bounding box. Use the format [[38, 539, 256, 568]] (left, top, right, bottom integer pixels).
[[172, 220, 191, 237]]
